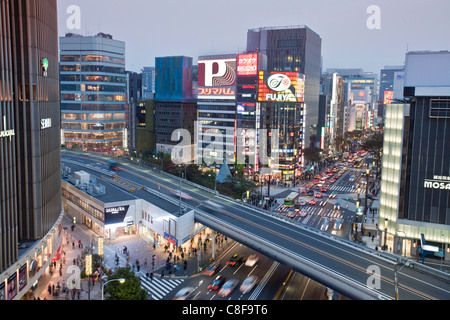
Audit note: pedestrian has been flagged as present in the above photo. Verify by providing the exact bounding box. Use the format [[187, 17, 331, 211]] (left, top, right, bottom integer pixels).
[[161, 270, 164, 278], [72, 241, 75, 250], [47, 284, 51, 295], [92, 277, 95, 287]]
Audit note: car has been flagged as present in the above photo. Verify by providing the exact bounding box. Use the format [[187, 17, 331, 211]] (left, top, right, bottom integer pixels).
[[240, 276, 258, 294], [349, 175, 355, 182], [315, 193, 322, 198], [173, 287, 196, 300], [334, 218, 343, 230], [320, 188, 328, 193], [307, 190, 314, 197], [309, 199, 316, 205], [208, 275, 226, 290], [301, 189, 307, 194], [328, 172, 334, 177], [334, 202, 341, 210], [300, 200, 307, 206], [329, 191, 337, 199], [245, 254, 259, 267], [329, 179, 335, 183], [294, 203, 301, 212], [203, 262, 220, 276], [218, 279, 239, 297], [226, 254, 243, 266], [320, 220, 329, 231], [299, 209, 308, 217], [287, 209, 296, 218]]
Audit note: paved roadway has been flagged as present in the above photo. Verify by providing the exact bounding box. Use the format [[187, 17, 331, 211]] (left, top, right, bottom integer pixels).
[[61, 151, 450, 300]]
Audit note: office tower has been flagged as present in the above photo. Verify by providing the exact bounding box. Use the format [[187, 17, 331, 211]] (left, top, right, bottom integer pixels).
[[0, 0, 63, 299], [154, 56, 197, 156], [379, 65, 405, 103], [379, 51, 450, 259], [378, 65, 404, 119], [196, 54, 237, 167], [59, 32, 127, 152], [135, 100, 156, 155], [142, 66, 156, 100], [247, 26, 322, 148], [126, 71, 143, 151], [320, 72, 345, 154]]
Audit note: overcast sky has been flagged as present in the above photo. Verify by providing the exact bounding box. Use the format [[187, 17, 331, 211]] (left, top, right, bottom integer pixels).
[[57, 0, 450, 74]]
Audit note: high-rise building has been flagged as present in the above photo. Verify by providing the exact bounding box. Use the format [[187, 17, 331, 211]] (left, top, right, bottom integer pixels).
[[142, 66, 156, 100], [154, 56, 197, 156], [379, 65, 404, 103], [196, 54, 237, 167], [247, 26, 322, 148], [126, 71, 143, 152], [0, 0, 63, 300], [379, 51, 450, 260], [378, 65, 404, 119], [59, 33, 127, 152]]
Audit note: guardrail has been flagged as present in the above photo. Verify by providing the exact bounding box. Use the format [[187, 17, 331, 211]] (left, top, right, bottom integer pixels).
[[194, 208, 390, 300], [62, 150, 450, 282]]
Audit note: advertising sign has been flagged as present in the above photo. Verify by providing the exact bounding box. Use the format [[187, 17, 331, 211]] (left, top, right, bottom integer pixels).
[[198, 56, 236, 100], [258, 71, 305, 103], [424, 175, 450, 191], [19, 263, 27, 292], [383, 91, 394, 104], [104, 205, 130, 225], [237, 53, 258, 76], [7, 272, 17, 300]]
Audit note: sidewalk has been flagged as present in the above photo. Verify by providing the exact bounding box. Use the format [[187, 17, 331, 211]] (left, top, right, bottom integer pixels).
[[24, 214, 235, 300]]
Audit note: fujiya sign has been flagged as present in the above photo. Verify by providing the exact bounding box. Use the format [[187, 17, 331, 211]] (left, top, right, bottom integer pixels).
[[0, 115, 15, 141], [424, 176, 450, 190], [267, 74, 292, 92]]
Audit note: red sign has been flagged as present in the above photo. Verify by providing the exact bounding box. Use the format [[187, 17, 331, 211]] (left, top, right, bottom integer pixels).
[[237, 53, 258, 76], [198, 58, 236, 87]]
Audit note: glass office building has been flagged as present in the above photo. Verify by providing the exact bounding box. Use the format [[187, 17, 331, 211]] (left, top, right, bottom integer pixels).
[[247, 26, 321, 148], [59, 33, 127, 152]]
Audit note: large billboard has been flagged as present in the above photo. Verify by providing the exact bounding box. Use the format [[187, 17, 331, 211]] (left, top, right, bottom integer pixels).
[[198, 56, 237, 100], [258, 71, 305, 103], [383, 91, 394, 104], [237, 53, 258, 76]]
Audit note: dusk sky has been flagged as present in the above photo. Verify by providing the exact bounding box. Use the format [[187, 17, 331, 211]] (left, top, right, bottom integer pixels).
[[57, 0, 450, 75]]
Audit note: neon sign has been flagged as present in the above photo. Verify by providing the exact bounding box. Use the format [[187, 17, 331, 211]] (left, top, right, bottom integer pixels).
[[237, 53, 258, 76]]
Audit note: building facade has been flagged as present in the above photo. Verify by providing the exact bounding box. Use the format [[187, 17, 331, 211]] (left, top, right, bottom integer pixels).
[[154, 56, 197, 156], [247, 26, 321, 148], [379, 51, 450, 261], [0, 0, 63, 300], [59, 33, 127, 152], [196, 54, 237, 168]]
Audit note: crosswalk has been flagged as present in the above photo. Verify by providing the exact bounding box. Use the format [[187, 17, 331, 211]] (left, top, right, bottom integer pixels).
[[328, 185, 366, 193], [139, 274, 184, 300], [275, 204, 343, 220]]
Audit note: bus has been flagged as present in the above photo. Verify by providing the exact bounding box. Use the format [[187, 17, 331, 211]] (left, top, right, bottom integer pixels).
[[354, 158, 364, 168], [284, 192, 300, 207], [107, 160, 121, 171]]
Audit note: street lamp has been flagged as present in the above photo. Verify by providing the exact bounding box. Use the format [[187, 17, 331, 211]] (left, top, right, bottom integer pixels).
[[102, 278, 125, 300], [394, 260, 410, 300]]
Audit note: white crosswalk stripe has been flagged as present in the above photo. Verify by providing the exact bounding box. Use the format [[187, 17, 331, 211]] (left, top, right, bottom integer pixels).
[[140, 275, 184, 300]]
